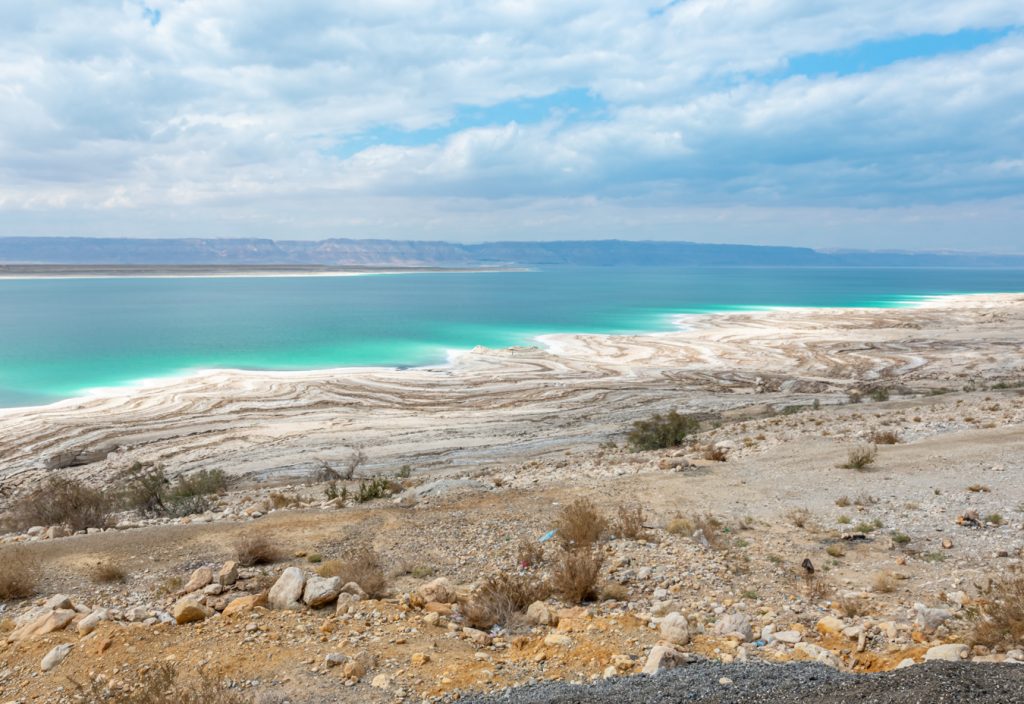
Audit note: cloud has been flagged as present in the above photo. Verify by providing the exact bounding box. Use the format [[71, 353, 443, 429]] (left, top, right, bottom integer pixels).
[[0, 1, 1022, 248]]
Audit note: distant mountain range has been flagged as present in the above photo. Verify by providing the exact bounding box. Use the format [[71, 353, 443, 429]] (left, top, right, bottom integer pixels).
[[1, 236, 1022, 268]]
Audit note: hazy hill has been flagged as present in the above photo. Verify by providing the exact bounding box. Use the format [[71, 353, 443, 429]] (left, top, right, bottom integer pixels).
[[0, 236, 1022, 268]]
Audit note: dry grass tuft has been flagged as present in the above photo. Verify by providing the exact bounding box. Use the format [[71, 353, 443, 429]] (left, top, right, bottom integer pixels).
[[0, 546, 39, 600], [463, 572, 550, 629], [555, 498, 607, 549], [872, 571, 897, 594], [869, 430, 901, 445], [90, 561, 128, 584], [787, 507, 812, 529], [551, 548, 604, 604], [701, 444, 729, 462], [836, 595, 869, 618], [516, 537, 545, 569], [614, 504, 649, 541], [316, 545, 388, 598], [970, 571, 1024, 648], [233, 534, 282, 567], [840, 445, 878, 470]]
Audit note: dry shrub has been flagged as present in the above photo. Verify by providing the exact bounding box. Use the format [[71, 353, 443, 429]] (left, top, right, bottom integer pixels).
[[10, 476, 111, 532], [666, 517, 692, 535], [803, 574, 834, 601], [836, 595, 868, 618], [516, 537, 545, 569], [316, 545, 388, 598], [665, 513, 724, 548], [90, 561, 128, 584], [970, 571, 1024, 648], [701, 444, 729, 462], [825, 544, 845, 558], [869, 430, 901, 445], [555, 498, 607, 549], [872, 571, 897, 594], [614, 504, 648, 540], [551, 548, 604, 604], [268, 492, 300, 509], [463, 572, 551, 629], [0, 546, 39, 600], [233, 534, 282, 567], [787, 507, 812, 529], [840, 445, 877, 470], [72, 663, 258, 704]]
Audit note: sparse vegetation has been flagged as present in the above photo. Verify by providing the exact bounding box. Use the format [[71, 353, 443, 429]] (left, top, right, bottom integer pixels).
[[117, 464, 228, 518], [0, 546, 39, 600], [463, 572, 551, 629], [987, 513, 1005, 526], [837, 515, 851, 525], [9, 476, 111, 532], [786, 507, 812, 529], [873, 571, 897, 593], [836, 595, 868, 617], [551, 548, 604, 604], [72, 663, 251, 704], [826, 544, 845, 558], [967, 483, 991, 493], [701, 444, 729, 462], [626, 410, 700, 451], [90, 561, 128, 584], [835, 495, 851, 507], [869, 430, 900, 445], [891, 532, 911, 546], [870, 387, 891, 402], [317, 545, 388, 598], [342, 447, 367, 480], [840, 444, 877, 470], [970, 571, 1024, 648], [614, 504, 648, 540], [555, 498, 607, 549], [233, 534, 282, 567], [355, 476, 395, 503], [516, 537, 545, 569], [600, 582, 630, 602]]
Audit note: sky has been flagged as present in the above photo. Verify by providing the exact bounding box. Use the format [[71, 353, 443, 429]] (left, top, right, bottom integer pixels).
[[1, 2, 1023, 251]]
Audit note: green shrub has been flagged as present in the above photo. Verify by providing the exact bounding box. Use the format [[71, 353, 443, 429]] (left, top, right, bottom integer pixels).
[[10, 477, 111, 532], [627, 410, 700, 451]]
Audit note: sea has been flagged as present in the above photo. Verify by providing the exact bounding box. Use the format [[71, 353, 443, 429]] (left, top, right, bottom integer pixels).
[[2, 266, 1023, 409]]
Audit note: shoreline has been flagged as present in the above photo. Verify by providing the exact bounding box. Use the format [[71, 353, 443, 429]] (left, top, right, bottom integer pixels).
[[0, 291, 1011, 416], [0, 264, 524, 280]]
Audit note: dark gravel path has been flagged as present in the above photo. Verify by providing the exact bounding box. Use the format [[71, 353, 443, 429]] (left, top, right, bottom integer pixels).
[[462, 661, 1024, 704]]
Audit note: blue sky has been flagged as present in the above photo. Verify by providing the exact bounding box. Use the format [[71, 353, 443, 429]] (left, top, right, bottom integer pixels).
[[0, 1, 1023, 251]]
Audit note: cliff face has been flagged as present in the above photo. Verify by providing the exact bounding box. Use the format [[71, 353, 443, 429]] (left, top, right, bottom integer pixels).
[[0, 236, 1020, 268]]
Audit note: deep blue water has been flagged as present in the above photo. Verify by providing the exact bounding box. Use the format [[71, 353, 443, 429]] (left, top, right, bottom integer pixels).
[[1, 266, 1023, 408]]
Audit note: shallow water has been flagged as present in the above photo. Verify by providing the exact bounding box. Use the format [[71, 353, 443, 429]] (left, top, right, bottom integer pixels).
[[2, 266, 1023, 408]]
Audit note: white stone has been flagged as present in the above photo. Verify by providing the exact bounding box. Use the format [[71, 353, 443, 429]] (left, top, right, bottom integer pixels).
[[41, 643, 72, 672], [268, 567, 306, 610], [659, 612, 690, 646], [924, 643, 969, 662]]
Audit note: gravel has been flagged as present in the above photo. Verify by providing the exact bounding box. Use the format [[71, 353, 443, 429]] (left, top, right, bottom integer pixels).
[[462, 661, 1024, 704]]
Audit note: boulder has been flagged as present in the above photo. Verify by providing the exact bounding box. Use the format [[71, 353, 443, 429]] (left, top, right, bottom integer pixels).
[[773, 630, 802, 644], [816, 616, 845, 636], [182, 566, 213, 594], [794, 642, 841, 668], [714, 613, 753, 641], [463, 627, 492, 646], [659, 612, 690, 646], [642, 645, 693, 675], [268, 567, 306, 610], [216, 561, 239, 587], [77, 609, 108, 636], [302, 576, 342, 608], [222, 594, 263, 617], [415, 577, 455, 605], [172, 598, 213, 625], [8, 609, 75, 642], [914, 603, 953, 633], [924, 643, 969, 662], [340, 581, 368, 600], [41, 643, 72, 672], [543, 633, 573, 648], [526, 601, 558, 626], [44, 594, 73, 610]]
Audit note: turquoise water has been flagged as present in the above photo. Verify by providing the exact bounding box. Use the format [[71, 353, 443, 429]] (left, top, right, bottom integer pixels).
[[2, 266, 1024, 408]]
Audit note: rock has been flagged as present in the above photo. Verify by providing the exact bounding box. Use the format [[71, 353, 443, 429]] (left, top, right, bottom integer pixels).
[[7, 609, 75, 642], [423, 601, 453, 616], [719, 677, 733, 686], [526, 601, 558, 626], [423, 612, 440, 626], [222, 594, 263, 616], [659, 612, 690, 646], [416, 577, 455, 604], [172, 599, 213, 624], [816, 616, 845, 636], [603, 665, 618, 679], [77, 609, 108, 636], [924, 643, 969, 662], [202, 584, 224, 596], [216, 561, 239, 587], [642, 645, 694, 674], [371, 673, 391, 689], [126, 607, 150, 623], [1007, 649, 1024, 662], [773, 630, 802, 644], [45, 525, 70, 540], [339, 582, 367, 600], [544, 633, 573, 648], [41, 643, 72, 672], [302, 576, 342, 608], [714, 613, 753, 641], [324, 652, 348, 668], [896, 658, 916, 669], [914, 603, 953, 633], [794, 642, 841, 668], [343, 659, 367, 680], [411, 652, 430, 666], [182, 567, 213, 594], [268, 567, 306, 610], [44, 594, 73, 611], [463, 627, 492, 646]]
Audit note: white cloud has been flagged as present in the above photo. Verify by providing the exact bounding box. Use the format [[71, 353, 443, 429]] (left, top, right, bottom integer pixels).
[[0, 1, 1022, 248]]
